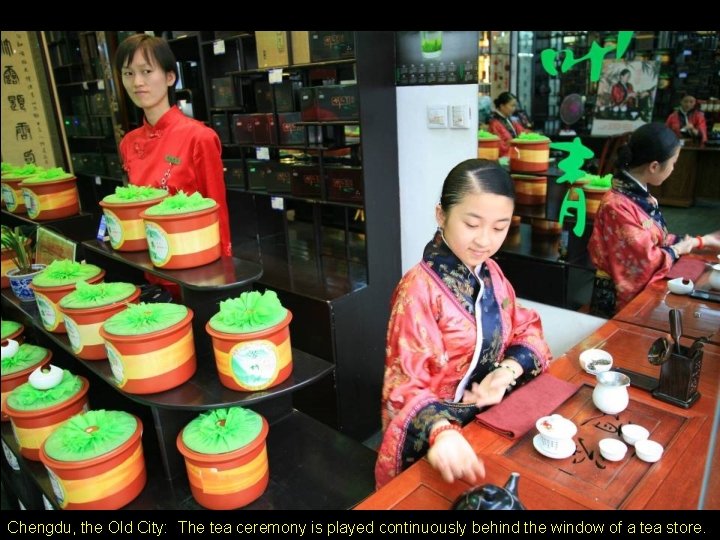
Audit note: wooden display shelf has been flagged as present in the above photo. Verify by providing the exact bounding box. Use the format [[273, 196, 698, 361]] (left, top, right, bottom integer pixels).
[[54, 79, 102, 88], [227, 58, 356, 77], [296, 120, 361, 126], [1, 409, 376, 510], [1, 289, 332, 411], [225, 187, 364, 209], [1, 209, 97, 244], [82, 240, 262, 291]]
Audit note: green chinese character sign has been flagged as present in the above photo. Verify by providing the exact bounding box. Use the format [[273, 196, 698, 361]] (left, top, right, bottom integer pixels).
[[541, 31, 634, 82]]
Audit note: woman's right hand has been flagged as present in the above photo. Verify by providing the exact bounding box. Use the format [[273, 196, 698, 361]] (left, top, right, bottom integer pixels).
[[427, 427, 486, 484], [702, 231, 720, 249]]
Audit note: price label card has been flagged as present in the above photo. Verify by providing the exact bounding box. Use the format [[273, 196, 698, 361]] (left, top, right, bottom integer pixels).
[[96, 215, 107, 241], [97, 80, 105, 90], [36, 227, 77, 265], [270, 197, 285, 211], [213, 40, 226, 55], [256, 147, 270, 160], [268, 69, 283, 84]]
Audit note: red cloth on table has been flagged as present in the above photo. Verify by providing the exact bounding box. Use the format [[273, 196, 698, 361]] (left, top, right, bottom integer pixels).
[[475, 373, 581, 439], [665, 257, 707, 282]]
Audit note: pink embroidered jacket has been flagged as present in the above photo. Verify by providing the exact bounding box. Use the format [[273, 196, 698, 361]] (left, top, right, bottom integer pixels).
[[375, 257, 550, 488], [589, 190, 678, 312]]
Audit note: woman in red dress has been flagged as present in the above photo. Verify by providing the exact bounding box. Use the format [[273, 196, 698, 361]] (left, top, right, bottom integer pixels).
[[375, 159, 551, 488], [114, 34, 232, 257], [588, 123, 719, 317], [487, 92, 529, 157]]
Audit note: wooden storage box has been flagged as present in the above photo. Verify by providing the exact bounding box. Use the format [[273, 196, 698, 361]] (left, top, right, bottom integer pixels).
[[250, 113, 277, 145], [309, 31, 355, 62], [277, 112, 305, 146], [255, 31, 289, 68], [246, 160, 273, 191], [326, 165, 363, 203], [315, 85, 359, 121], [291, 164, 322, 198], [266, 161, 294, 194], [211, 77, 236, 108], [223, 159, 245, 188], [291, 31, 311, 65], [231, 114, 255, 145], [211, 114, 231, 144], [254, 81, 297, 113]]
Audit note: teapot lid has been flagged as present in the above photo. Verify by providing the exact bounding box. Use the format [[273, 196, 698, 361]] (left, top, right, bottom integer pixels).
[[536, 414, 577, 439]]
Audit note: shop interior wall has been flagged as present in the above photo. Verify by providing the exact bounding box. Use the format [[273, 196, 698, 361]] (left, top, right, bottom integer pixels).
[[396, 84, 478, 272]]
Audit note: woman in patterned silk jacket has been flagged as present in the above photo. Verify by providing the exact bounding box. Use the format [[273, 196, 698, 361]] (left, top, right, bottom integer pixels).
[[588, 123, 720, 318], [375, 159, 552, 488]]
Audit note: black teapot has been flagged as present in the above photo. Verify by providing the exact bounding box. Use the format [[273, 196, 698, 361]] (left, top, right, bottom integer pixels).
[[451, 472, 526, 510]]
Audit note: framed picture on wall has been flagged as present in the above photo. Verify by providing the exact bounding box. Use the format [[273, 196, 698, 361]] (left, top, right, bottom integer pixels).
[[395, 31, 479, 86], [591, 60, 659, 136]]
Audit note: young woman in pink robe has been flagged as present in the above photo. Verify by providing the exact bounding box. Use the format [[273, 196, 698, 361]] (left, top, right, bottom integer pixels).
[[588, 123, 720, 317], [375, 160, 552, 488]]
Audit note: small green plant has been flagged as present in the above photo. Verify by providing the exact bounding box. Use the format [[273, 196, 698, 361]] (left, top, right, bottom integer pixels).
[[1, 225, 34, 274], [421, 38, 442, 53]]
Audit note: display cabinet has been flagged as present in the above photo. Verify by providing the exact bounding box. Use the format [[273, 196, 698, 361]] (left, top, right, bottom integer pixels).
[[43, 31, 130, 224], [160, 31, 400, 440], [1, 221, 377, 509], [39, 30, 399, 441]]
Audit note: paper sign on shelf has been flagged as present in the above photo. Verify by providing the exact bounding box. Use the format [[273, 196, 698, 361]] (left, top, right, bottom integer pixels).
[[213, 40, 226, 55], [36, 227, 77, 265], [269, 69, 283, 84], [256, 147, 270, 160], [270, 197, 285, 211]]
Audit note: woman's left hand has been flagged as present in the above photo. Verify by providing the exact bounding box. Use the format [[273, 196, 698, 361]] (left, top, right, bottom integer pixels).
[[461, 368, 516, 408]]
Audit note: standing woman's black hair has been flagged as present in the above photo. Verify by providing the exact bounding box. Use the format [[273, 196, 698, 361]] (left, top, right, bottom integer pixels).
[[615, 123, 681, 172], [114, 34, 178, 103], [619, 68, 631, 78], [440, 159, 515, 213], [493, 91, 517, 110]]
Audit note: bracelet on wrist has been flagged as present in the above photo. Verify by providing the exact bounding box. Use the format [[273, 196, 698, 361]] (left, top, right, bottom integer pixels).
[[492, 361, 518, 385], [696, 235, 704, 250], [429, 423, 462, 446]]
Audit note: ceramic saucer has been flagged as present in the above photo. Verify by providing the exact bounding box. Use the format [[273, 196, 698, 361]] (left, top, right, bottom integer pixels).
[[533, 434, 576, 459]]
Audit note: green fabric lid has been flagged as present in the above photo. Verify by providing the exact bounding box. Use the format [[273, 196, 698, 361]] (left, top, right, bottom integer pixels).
[[59, 281, 136, 310], [103, 302, 188, 336], [102, 185, 168, 204], [2, 163, 44, 179], [1, 320, 23, 340], [143, 191, 217, 216], [43, 410, 137, 462], [7, 370, 82, 411], [1, 343, 48, 376], [20, 167, 74, 183], [208, 290, 287, 334], [31, 260, 102, 288], [512, 132, 550, 142], [182, 407, 263, 454], [477, 130, 499, 140], [583, 173, 613, 189]]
